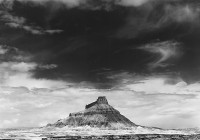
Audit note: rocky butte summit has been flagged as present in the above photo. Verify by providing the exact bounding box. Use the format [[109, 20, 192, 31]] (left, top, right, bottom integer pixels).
[[47, 96, 136, 128]]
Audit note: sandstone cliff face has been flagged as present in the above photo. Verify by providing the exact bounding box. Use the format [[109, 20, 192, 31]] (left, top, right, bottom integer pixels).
[[47, 96, 136, 128]]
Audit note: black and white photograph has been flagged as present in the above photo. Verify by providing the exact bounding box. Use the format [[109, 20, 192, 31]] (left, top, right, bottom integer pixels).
[[0, 0, 200, 139]]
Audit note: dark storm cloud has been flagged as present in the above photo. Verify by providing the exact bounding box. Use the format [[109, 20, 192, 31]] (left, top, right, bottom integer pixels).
[[0, 0, 200, 87]]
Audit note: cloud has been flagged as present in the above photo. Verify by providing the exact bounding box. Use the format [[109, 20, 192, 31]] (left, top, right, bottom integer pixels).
[[118, 0, 149, 6], [21, 25, 63, 35], [18, 0, 82, 7], [0, 86, 99, 128], [14, 0, 151, 7], [1, 10, 63, 35], [6, 22, 63, 35], [0, 61, 66, 89], [125, 77, 186, 94], [113, 73, 192, 95], [44, 29, 63, 34], [0, 45, 66, 89], [0, 82, 200, 129], [140, 41, 182, 69], [104, 71, 200, 95], [0, 45, 32, 62], [38, 64, 57, 69], [104, 72, 200, 128], [0, 45, 9, 54], [0, 0, 152, 13], [0, 68, 200, 129], [115, 0, 200, 39], [1, 12, 26, 25], [159, 4, 200, 24]]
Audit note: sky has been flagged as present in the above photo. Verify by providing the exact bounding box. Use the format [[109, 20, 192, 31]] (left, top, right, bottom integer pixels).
[[1, 0, 200, 129]]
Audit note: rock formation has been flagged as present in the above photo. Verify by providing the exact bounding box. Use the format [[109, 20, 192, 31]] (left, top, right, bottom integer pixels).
[[47, 96, 136, 128]]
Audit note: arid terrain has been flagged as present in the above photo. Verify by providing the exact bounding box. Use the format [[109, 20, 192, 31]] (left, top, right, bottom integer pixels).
[[1, 126, 200, 140], [1, 97, 200, 140]]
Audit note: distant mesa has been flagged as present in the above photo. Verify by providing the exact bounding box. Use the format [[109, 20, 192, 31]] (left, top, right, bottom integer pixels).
[[47, 96, 136, 128], [85, 96, 108, 109]]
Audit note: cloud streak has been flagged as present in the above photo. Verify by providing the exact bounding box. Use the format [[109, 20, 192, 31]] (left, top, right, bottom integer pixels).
[[140, 41, 182, 69], [1, 10, 63, 35]]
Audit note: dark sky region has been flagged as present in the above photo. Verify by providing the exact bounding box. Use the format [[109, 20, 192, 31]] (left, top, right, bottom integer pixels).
[[1, 0, 200, 129]]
